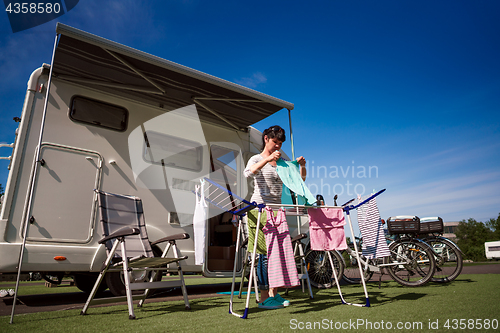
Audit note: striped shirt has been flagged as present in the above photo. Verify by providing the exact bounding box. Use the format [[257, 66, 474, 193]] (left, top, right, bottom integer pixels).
[[244, 154, 283, 204]]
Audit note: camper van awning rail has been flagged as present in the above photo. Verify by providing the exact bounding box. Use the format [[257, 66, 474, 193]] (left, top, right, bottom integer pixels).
[[53, 23, 294, 130]]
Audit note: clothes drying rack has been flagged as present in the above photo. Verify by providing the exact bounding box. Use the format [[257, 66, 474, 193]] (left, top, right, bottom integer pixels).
[[265, 188, 385, 308], [197, 177, 385, 317]]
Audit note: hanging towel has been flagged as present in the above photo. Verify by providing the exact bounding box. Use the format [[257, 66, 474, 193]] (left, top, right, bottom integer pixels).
[[308, 208, 348, 251], [357, 196, 390, 259], [246, 209, 269, 255], [193, 180, 208, 265], [276, 159, 316, 205], [263, 207, 299, 288]]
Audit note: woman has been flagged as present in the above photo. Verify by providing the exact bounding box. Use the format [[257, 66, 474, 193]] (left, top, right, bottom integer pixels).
[[243, 125, 306, 309]]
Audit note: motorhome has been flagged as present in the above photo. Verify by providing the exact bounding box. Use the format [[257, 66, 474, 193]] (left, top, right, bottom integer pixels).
[[0, 23, 304, 294], [485, 241, 500, 260]]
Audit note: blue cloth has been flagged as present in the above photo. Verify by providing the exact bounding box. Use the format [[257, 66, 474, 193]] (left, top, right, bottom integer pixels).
[[257, 254, 269, 290], [281, 185, 306, 205], [276, 159, 316, 205]]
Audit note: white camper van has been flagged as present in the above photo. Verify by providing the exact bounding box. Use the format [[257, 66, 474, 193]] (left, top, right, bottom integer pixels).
[[0, 24, 304, 293], [485, 241, 500, 260]]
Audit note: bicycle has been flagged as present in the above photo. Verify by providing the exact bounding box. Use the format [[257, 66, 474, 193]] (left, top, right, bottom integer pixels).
[[384, 232, 437, 287], [304, 248, 344, 289], [341, 237, 375, 284], [306, 196, 437, 288], [339, 234, 437, 287], [417, 217, 463, 283]]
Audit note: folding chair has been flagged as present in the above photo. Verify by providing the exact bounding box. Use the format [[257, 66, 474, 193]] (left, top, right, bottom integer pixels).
[[285, 233, 313, 298], [81, 190, 191, 319]]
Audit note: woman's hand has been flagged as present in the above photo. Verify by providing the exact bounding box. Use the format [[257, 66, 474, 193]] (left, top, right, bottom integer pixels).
[[296, 156, 307, 180], [267, 150, 281, 162], [296, 156, 306, 166]]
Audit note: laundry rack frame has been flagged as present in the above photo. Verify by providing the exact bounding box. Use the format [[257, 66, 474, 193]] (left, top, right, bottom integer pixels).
[[196, 177, 386, 316]]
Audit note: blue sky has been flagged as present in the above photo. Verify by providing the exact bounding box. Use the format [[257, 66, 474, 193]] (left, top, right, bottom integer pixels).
[[0, 0, 499, 227]]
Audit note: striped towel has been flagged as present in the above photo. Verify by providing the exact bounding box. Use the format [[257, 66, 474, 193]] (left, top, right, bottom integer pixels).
[[357, 197, 390, 259]]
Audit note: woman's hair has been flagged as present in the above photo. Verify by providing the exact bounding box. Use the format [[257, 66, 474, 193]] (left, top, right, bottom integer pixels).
[[261, 125, 286, 151]]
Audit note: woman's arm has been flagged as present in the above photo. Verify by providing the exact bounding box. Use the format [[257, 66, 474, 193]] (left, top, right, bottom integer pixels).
[[248, 151, 281, 175], [296, 156, 307, 181]]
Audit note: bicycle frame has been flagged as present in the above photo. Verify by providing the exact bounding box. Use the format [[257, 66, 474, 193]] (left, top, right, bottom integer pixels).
[[344, 234, 435, 279], [418, 234, 463, 254]]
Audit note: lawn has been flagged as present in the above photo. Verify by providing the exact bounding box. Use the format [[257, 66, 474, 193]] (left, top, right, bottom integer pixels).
[[0, 276, 235, 296], [1, 274, 499, 332]]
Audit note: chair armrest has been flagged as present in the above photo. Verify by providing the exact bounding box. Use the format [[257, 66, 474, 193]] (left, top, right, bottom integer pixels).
[[98, 227, 140, 244], [151, 233, 190, 246], [291, 233, 308, 243]]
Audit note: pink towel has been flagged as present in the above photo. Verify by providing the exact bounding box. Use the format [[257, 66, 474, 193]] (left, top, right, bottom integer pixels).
[[263, 207, 300, 289], [308, 208, 347, 251]]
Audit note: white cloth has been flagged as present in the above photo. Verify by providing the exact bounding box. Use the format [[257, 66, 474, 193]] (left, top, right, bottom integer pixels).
[[193, 180, 208, 265]]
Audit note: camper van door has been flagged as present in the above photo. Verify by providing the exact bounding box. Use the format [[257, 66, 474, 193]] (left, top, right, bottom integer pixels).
[[27, 144, 102, 243]]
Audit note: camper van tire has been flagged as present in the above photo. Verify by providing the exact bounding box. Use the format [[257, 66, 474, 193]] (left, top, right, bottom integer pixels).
[[74, 273, 108, 294]]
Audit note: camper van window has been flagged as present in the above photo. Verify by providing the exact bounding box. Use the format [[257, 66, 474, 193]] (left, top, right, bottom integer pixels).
[[168, 211, 194, 225], [143, 131, 203, 172], [69, 96, 128, 131], [210, 145, 239, 194]]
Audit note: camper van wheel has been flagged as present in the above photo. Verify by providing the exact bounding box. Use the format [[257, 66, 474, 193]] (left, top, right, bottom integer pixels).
[[106, 244, 164, 296], [74, 273, 108, 294]]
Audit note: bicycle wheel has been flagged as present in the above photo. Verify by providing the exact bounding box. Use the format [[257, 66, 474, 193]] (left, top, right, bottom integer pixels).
[[425, 237, 463, 283], [341, 245, 374, 284], [304, 249, 344, 289], [384, 239, 436, 287]]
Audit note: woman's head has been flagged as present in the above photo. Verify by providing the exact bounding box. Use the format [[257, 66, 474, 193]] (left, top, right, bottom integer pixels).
[[261, 125, 286, 152]]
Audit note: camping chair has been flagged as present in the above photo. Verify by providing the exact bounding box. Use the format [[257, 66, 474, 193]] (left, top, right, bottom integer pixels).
[[285, 233, 313, 298], [81, 190, 191, 319]]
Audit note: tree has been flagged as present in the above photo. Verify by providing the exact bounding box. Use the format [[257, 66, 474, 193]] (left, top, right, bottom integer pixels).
[[485, 213, 500, 241], [455, 218, 493, 262]]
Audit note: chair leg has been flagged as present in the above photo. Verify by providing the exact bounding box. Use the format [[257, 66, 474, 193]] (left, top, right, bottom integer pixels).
[[121, 242, 136, 319], [82, 238, 121, 315], [166, 241, 190, 310], [81, 269, 107, 315], [176, 261, 190, 310], [298, 242, 313, 299], [138, 270, 157, 308], [172, 243, 190, 310], [287, 240, 313, 299]]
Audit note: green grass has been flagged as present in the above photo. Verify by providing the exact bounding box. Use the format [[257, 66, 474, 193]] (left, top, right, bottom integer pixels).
[[0, 276, 234, 296], [2, 273, 499, 332]]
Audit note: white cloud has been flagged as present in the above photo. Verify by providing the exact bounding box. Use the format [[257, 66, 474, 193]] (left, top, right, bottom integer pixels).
[[380, 172, 500, 221], [235, 72, 267, 88]]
